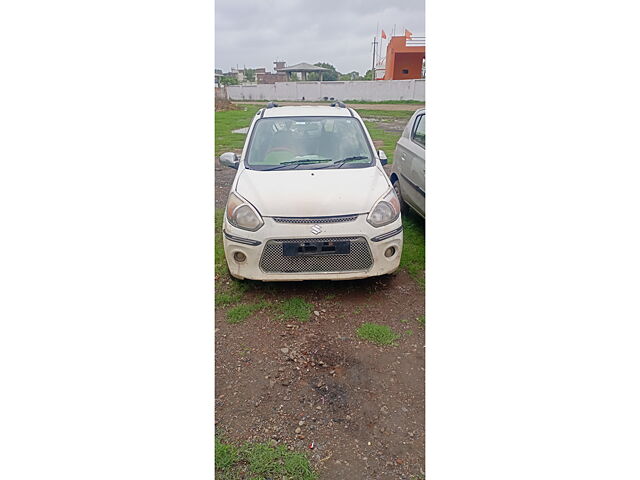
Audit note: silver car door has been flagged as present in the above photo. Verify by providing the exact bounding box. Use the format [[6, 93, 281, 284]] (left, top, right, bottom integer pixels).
[[397, 113, 425, 216], [394, 131, 412, 201]]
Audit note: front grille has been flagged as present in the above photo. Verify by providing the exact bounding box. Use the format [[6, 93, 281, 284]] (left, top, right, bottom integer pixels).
[[259, 236, 373, 273], [272, 215, 358, 224]]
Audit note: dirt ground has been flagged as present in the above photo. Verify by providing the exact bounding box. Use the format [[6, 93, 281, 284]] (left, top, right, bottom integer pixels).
[[234, 101, 423, 111], [215, 127, 425, 479]]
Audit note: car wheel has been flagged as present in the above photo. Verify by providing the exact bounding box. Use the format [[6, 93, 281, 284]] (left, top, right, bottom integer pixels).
[[392, 178, 409, 215]]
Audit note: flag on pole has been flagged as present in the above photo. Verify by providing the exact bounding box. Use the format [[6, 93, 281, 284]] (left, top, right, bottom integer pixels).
[[381, 29, 387, 39], [405, 28, 412, 38]]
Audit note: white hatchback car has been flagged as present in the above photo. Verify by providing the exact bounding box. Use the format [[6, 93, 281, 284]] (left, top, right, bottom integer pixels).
[[219, 102, 403, 281]]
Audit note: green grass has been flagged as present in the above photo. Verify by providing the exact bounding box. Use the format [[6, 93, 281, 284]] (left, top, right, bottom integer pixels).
[[215, 438, 317, 480], [216, 290, 243, 307], [400, 211, 425, 286], [277, 297, 313, 322], [405, 329, 414, 336], [417, 314, 425, 327], [363, 121, 402, 163], [356, 108, 417, 119], [216, 275, 252, 307], [215, 209, 227, 277], [226, 300, 268, 324], [357, 109, 414, 164], [357, 322, 401, 345], [215, 105, 261, 156], [215, 437, 239, 471]]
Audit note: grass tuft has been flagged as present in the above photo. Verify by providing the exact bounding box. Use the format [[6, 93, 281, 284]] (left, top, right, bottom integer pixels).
[[357, 322, 401, 345], [215, 438, 317, 480], [417, 314, 425, 327], [215, 437, 239, 471], [226, 300, 268, 324], [277, 297, 313, 322], [400, 211, 425, 286], [242, 442, 316, 479], [216, 290, 242, 307]]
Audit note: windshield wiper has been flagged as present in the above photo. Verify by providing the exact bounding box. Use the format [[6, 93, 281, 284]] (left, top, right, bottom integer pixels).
[[261, 158, 333, 171], [317, 156, 369, 169]]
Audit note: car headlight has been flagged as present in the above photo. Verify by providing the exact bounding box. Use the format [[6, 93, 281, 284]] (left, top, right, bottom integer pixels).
[[226, 192, 264, 231], [367, 188, 401, 227]]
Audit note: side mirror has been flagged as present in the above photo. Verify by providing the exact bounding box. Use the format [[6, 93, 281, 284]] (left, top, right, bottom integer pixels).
[[220, 152, 239, 169], [378, 150, 388, 166]]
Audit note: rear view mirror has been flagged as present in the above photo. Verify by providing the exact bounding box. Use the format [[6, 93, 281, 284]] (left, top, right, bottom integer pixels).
[[220, 152, 239, 169], [378, 150, 388, 166]]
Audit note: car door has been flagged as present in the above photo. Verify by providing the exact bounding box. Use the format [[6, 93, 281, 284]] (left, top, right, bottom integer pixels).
[[396, 112, 425, 216]]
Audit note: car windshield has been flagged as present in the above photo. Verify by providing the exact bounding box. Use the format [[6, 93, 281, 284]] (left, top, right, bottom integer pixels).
[[244, 116, 374, 171]]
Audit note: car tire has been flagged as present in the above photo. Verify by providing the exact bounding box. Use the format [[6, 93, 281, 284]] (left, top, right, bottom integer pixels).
[[392, 178, 410, 215]]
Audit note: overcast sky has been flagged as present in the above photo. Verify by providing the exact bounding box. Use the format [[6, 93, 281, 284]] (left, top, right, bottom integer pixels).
[[215, 0, 425, 75]]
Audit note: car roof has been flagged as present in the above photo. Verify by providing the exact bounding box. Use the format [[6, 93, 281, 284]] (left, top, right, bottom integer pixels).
[[260, 105, 353, 118]]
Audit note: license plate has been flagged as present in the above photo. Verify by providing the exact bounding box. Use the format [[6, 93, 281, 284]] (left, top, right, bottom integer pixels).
[[283, 240, 350, 257]]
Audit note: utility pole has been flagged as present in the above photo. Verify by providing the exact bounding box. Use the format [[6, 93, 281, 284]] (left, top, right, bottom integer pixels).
[[371, 36, 378, 81]]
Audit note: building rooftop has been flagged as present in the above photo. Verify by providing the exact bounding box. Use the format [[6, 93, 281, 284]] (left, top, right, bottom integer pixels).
[[276, 62, 331, 72]]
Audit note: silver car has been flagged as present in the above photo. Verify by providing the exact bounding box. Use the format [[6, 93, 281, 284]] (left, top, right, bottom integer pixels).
[[390, 108, 425, 218]]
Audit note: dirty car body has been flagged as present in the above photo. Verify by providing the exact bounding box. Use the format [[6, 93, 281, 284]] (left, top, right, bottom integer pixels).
[[220, 104, 403, 281], [390, 108, 425, 218]]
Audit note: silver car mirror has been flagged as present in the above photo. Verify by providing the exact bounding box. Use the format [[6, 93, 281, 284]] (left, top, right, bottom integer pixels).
[[220, 152, 239, 169], [378, 150, 388, 166]]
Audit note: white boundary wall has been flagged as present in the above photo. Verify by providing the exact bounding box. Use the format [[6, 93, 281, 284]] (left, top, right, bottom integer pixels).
[[225, 79, 425, 102]]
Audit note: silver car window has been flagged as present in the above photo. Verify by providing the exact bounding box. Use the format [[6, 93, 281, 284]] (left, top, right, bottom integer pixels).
[[412, 114, 425, 147]]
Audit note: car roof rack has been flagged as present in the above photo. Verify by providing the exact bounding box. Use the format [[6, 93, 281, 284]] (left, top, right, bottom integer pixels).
[[266, 101, 279, 108], [330, 101, 346, 108]]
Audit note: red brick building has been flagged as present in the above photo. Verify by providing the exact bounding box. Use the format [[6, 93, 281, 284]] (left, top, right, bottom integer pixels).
[[256, 71, 287, 84]]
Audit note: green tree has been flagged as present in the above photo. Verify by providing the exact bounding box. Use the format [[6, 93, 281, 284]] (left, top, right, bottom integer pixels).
[[339, 71, 360, 81], [308, 62, 339, 81], [220, 76, 239, 86], [244, 68, 255, 82], [363, 69, 374, 80]]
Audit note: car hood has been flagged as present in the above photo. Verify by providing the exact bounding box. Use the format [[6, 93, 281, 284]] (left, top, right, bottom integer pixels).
[[235, 167, 389, 217]]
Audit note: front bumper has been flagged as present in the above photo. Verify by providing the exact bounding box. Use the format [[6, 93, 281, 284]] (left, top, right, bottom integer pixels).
[[222, 215, 403, 281]]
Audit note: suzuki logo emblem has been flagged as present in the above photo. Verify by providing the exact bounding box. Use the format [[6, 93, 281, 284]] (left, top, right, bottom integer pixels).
[[310, 224, 323, 235]]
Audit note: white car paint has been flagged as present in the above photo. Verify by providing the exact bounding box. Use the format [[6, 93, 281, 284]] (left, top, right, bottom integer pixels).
[[235, 168, 390, 217], [220, 104, 403, 281]]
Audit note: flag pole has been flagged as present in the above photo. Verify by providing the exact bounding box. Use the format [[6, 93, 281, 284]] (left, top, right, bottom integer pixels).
[[375, 22, 379, 65], [371, 36, 377, 81]]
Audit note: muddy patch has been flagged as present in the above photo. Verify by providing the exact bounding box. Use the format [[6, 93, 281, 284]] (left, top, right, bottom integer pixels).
[[361, 117, 408, 133]]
